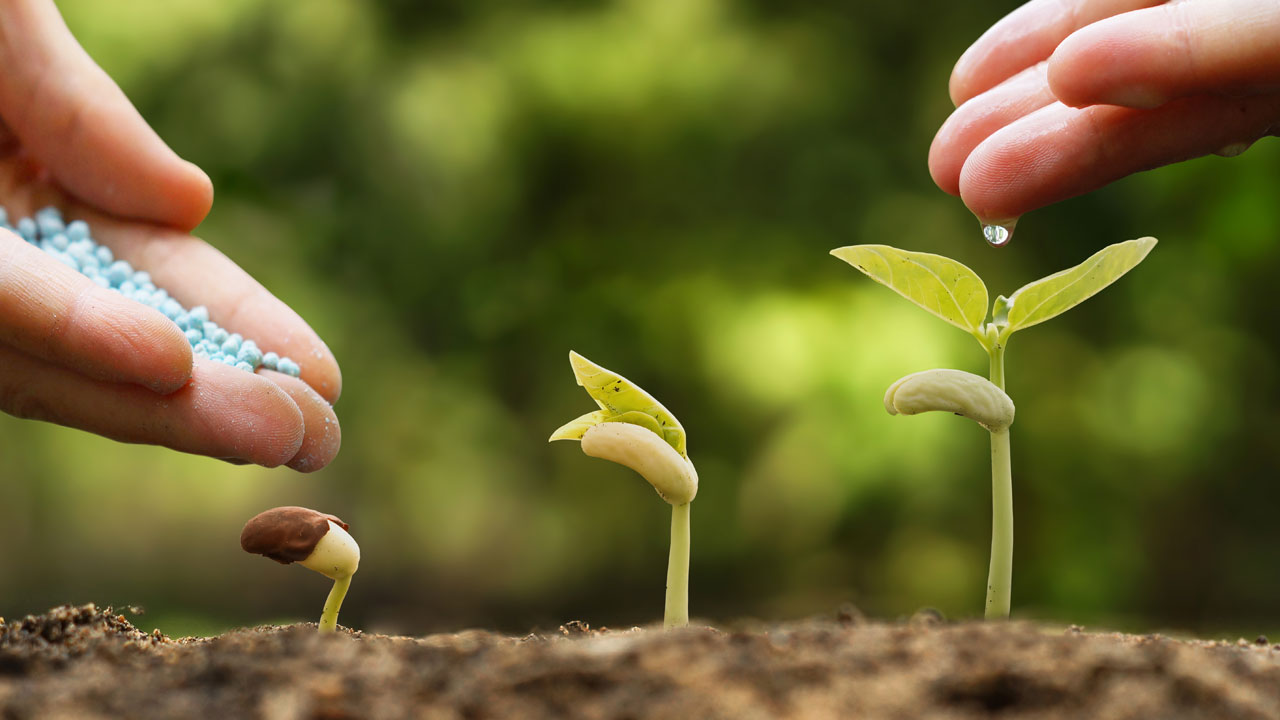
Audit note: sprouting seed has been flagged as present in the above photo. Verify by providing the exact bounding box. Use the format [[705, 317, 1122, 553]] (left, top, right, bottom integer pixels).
[[550, 351, 697, 628], [240, 506, 360, 632]]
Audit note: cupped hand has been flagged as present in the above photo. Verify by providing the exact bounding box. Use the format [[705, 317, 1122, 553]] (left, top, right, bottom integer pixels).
[[929, 0, 1280, 224], [0, 0, 341, 471]]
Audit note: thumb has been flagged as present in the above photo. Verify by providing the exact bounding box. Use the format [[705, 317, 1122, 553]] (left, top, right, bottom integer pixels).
[[1049, 0, 1280, 109], [0, 0, 213, 230]]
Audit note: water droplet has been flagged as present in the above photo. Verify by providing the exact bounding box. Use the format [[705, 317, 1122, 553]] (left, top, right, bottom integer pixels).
[[982, 219, 1017, 247]]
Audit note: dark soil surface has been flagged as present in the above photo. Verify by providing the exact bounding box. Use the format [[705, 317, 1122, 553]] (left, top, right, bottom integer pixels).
[[2, 604, 1279, 719]]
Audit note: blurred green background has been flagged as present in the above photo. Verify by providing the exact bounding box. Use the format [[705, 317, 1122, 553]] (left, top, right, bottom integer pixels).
[[3, 0, 1280, 639]]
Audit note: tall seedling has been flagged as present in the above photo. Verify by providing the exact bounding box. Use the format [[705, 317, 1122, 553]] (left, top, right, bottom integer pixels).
[[832, 238, 1157, 618], [550, 352, 698, 628]]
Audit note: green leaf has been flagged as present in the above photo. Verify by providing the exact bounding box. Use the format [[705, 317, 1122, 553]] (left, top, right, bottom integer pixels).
[[549, 410, 611, 442], [1004, 237, 1157, 334], [549, 351, 688, 457], [831, 245, 989, 334], [603, 411, 665, 437]]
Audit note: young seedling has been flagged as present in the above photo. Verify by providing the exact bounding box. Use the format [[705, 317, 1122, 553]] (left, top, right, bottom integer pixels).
[[550, 351, 698, 628], [832, 237, 1157, 618], [240, 506, 360, 632]]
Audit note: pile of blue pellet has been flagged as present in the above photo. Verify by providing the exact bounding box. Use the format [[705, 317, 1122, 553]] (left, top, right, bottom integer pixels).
[[2, 205, 300, 377]]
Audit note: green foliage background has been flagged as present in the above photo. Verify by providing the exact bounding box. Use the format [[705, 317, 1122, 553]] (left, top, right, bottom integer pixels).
[[3, 0, 1280, 637]]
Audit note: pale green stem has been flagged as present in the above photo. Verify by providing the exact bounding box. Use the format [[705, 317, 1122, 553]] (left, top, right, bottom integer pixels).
[[987, 428, 1013, 619], [986, 342, 1012, 619], [318, 575, 352, 632], [664, 502, 691, 628]]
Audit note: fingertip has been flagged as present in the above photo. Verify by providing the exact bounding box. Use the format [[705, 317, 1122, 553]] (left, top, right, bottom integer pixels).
[[933, 64, 1056, 200], [41, 274, 193, 393], [123, 155, 214, 232], [96, 297, 193, 393], [261, 370, 342, 472], [168, 160, 215, 232], [1045, 33, 1089, 108], [189, 361, 305, 467], [252, 385, 307, 468], [928, 125, 963, 197], [1047, 30, 1165, 110], [957, 129, 1047, 224], [948, 47, 983, 107], [948, 65, 970, 108], [133, 307, 193, 394], [303, 346, 343, 405]]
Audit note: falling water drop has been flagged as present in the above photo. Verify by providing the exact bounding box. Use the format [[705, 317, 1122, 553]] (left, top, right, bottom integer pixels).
[[981, 219, 1017, 247]]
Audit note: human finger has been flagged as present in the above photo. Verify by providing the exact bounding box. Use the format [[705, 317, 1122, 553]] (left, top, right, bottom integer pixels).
[[957, 94, 1280, 223], [1049, 0, 1280, 109], [0, 227, 191, 393], [0, 348, 305, 467], [949, 0, 1165, 107], [260, 370, 342, 473], [930, 62, 1057, 196], [0, 0, 213, 230]]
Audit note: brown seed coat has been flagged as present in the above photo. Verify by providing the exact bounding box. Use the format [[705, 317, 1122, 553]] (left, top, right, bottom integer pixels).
[[240, 506, 348, 565]]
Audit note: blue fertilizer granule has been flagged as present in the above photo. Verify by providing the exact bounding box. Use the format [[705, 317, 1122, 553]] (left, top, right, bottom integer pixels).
[[3, 206, 300, 378]]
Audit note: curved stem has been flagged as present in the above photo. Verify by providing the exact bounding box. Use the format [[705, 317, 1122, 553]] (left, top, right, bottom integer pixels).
[[319, 575, 352, 632], [986, 342, 1012, 619], [664, 502, 691, 628]]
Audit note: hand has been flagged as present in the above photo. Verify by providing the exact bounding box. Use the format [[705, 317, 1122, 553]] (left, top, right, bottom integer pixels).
[[929, 0, 1280, 224], [0, 0, 341, 471]]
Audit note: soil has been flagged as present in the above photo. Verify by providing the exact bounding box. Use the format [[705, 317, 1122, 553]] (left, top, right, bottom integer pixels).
[[2, 604, 1279, 720]]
